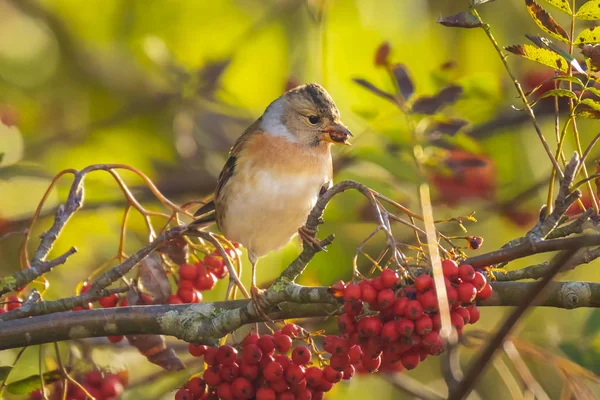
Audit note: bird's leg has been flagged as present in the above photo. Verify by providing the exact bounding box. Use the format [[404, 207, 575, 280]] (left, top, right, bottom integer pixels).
[[298, 225, 326, 252], [250, 260, 272, 321]]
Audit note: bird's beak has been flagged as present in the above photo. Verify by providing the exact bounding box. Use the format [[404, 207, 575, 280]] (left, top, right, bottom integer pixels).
[[322, 122, 352, 145]]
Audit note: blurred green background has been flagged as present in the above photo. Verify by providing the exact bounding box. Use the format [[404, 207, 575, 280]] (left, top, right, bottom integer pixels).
[[1, 0, 600, 398]]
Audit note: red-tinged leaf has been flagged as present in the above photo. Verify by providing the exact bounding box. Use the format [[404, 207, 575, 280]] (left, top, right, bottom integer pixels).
[[540, 0, 572, 15], [353, 78, 398, 103], [374, 42, 391, 66], [506, 44, 569, 72], [575, 26, 600, 45], [525, 0, 569, 43], [412, 85, 463, 115], [391, 64, 414, 100], [437, 12, 482, 28], [157, 236, 188, 265], [582, 45, 600, 71], [427, 119, 468, 137], [126, 334, 185, 371], [138, 254, 171, 304], [576, 0, 600, 20]]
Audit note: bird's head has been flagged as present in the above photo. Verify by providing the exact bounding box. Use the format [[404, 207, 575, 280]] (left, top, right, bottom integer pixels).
[[261, 83, 352, 147]]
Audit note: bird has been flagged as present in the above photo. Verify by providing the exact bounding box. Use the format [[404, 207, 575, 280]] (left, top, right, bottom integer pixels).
[[193, 83, 351, 314]]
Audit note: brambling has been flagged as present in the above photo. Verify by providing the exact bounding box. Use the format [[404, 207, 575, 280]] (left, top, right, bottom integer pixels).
[[194, 83, 351, 313]]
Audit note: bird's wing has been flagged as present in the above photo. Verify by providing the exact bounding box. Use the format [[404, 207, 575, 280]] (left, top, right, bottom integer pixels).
[[193, 118, 263, 220]]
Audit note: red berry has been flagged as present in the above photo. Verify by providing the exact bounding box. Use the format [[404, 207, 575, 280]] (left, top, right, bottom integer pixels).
[[188, 343, 208, 357], [258, 335, 276, 355], [291, 346, 311, 365], [342, 364, 355, 380], [442, 259, 459, 281], [269, 378, 289, 393], [395, 318, 414, 337], [274, 333, 293, 353], [415, 315, 433, 335], [179, 264, 198, 281], [98, 294, 119, 308], [415, 274, 433, 292], [361, 355, 382, 372], [107, 335, 124, 343], [377, 289, 395, 309], [419, 290, 438, 312], [184, 377, 206, 397], [264, 361, 284, 381], [216, 345, 238, 366], [177, 287, 196, 303], [204, 255, 225, 270], [317, 379, 334, 392], [256, 387, 277, 400], [278, 391, 296, 400], [231, 377, 254, 399], [179, 279, 194, 289], [360, 283, 377, 303], [168, 294, 184, 304], [358, 316, 382, 337], [195, 272, 217, 291], [305, 366, 324, 387], [217, 382, 234, 400], [472, 272, 487, 292], [348, 345, 363, 364], [458, 264, 476, 282], [281, 324, 301, 338], [175, 388, 193, 400], [451, 311, 465, 331], [338, 314, 356, 334], [404, 300, 423, 320], [6, 295, 22, 311], [344, 300, 363, 316], [381, 321, 399, 343], [457, 282, 477, 303], [343, 284, 361, 302], [400, 349, 420, 370], [285, 364, 306, 385], [297, 389, 313, 400], [274, 354, 292, 371], [243, 333, 260, 346], [392, 297, 408, 316], [477, 283, 493, 300], [380, 269, 399, 288], [219, 363, 240, 382], [467, 305, 481, 323], [259, 354, 275, 369], [204, 347, 218, 365], [422, 331, 441, 349], [323, 365, 342, 383], [329, 353, 350, 371], [101, 374, 124, 397], [446, 286, 458, 306], [239, 363, 259, 380], [455, 306, 471, 324], [242, 343, 263, 364], [203, 367, 221, 386]]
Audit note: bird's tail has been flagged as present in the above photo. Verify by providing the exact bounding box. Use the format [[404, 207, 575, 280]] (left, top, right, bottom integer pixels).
[[190, 199, 217, 229]]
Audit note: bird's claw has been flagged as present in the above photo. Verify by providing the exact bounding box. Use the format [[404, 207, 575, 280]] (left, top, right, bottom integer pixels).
[[251, 286, 273, 321], [298, 226, 327, 252]]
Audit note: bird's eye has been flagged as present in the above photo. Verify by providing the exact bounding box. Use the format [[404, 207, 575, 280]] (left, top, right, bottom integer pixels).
[[308, 115, 320, 125]]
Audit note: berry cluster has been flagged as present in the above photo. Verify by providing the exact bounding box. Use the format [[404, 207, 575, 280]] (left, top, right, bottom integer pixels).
[[330, 260, 492, 373], [29, 369, 128, 400], [0, 294, 23, 314], [170, 247, 235, 305], [179, 324, 342, 400]]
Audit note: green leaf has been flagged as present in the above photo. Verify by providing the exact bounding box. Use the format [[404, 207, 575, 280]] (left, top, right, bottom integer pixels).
[[576, 109, 600, 119], [538, 88, 579, 100], [437, 12, 482, 28], [581, 97, 600, 111], [586, 86, 600, 97], [575, 26, 600, 45], [540, 0, 572, 14], [576, 0, 600, 20], [0, 366, 12, 382], [505, 43, 569, 72], [584, 309, 600, 336], [525, 0, 570, 43], [6, 370, 62, 395], [559, 341, 600, 370]]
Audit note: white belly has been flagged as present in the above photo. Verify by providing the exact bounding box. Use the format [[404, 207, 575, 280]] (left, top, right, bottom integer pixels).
[[219, 170, 325, 260]]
